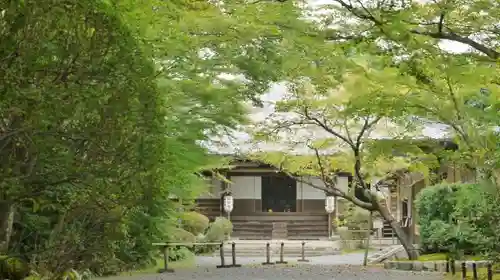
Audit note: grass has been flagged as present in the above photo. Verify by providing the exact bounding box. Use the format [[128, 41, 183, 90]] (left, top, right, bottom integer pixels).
[[397, 253, 484, 262], [417, 253, 483, 262], [445, 267, 500, 280], [400, 253, 499, 280]]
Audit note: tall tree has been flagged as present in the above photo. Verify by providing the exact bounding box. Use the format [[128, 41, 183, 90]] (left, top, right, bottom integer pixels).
[[307, 0, 500, 182], [0, 0, 306, 275], [250, 63, 437, 259]]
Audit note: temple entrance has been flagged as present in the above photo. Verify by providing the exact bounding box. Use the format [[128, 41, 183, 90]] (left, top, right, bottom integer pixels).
[[261, 174, 297, 212]]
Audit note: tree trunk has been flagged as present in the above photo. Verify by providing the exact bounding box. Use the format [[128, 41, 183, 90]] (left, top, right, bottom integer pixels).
[[375, 200, 419, 260], [0, 200, 15, 254]]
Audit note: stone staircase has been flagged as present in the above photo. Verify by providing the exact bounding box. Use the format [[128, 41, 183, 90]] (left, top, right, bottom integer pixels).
[[272, 222, 288, 239], [287, 220, 329, 240], [218, 240, 341, 257], [231, 215, 329, 240], [382, 188, 398, 238], [232, 221, 273, 240]]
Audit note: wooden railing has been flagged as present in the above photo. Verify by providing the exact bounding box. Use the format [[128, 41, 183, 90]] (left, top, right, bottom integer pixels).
[[152, 241, 314, 273]]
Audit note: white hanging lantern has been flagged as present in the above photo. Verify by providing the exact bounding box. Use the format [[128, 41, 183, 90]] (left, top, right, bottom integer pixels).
[[325, 196, 335, 214], [223, 195, 234, 213]]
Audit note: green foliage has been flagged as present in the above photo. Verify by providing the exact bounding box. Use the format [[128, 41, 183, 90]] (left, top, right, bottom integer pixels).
[[167, 247, 193, 263], [2, 0, 497, 275], [0, 0, 308, 277], [180, 212, 210, 236], [416, 183, 500, 257], [0, 255, 29, 280], [204, 217, 233, 242], [166, 228, 197, 244]]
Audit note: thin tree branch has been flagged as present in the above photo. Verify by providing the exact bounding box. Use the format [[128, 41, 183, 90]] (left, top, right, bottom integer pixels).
[[302, 107, 355, 148]]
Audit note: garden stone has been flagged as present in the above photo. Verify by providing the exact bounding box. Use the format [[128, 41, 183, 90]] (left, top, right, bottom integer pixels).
[[397, 262, 414, 271], [412, 261, 423, 271]]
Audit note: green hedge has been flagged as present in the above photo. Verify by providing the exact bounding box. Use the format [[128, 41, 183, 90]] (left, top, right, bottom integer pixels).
[[205, 217, 232, 242], [166, 227, 197, 243], [180, 212, 209, 236], [415, 182, 498, 257]]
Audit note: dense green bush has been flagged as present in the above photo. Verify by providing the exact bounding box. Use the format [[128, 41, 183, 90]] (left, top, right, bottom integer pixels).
[[205, 217, 233, 242], [180, 212, 210, 236], [192, 217, 233, 254], [167, 228, 197, 243], [0, 256, 29, 280], [415, 182, 499, 257], [167, 246, 194, 262]]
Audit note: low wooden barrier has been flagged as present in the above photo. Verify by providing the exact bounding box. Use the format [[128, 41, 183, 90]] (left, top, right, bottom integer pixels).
[[152, 242, 222, 272], [152, 241, 312, 272], [445, 258, 495, 280]]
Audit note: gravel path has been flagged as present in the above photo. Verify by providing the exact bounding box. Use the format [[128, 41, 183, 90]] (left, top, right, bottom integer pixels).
[[110, 265, 445, 280], [195, 252, 367, 266], [104, 254, 445, 280]]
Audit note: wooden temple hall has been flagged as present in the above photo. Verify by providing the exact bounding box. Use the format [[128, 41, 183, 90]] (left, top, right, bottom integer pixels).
[[196, 159, 351, 240]]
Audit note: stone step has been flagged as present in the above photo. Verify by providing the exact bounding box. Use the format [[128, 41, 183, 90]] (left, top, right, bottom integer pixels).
[[219, 247, 340, 257]]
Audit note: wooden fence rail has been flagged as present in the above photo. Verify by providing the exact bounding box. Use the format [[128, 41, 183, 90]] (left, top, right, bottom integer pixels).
[[151, 241, 310, 273]]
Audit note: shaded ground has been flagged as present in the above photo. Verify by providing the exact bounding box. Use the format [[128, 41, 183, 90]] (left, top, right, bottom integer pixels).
[[110, 264, 445, 280]]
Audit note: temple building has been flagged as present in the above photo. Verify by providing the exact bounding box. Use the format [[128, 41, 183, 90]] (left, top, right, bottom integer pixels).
[[196, 158, 351, 240]]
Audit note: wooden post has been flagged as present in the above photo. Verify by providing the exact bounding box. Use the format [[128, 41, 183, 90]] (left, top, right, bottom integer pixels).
[[461, 262, 466, 279], [487, 263, 493, 280], [262, 242, 275, 265], [158, 245, 174, 273], [230, 242, 241, 267], [451, 259, 456, 275], [216, 242, 229, 268], [297, 241, 310, 262], [472, 262, 478, 280], [276, 242, 287, 264], [163, 246, 168, 270]]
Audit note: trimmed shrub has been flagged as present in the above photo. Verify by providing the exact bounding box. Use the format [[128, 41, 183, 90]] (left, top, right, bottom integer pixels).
[[166, 227, 196, 243], [180, 212, 209, 236], [205, 217, 233, 242], [189, 217, 233, 255], [415, 182, 496, 257]]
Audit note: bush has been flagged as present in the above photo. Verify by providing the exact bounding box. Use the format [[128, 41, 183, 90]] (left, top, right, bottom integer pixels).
[[167, 246, 193, 262], [205, 217, 232, 242], [0, 255, 29, 280], [415, 182, 497, 257], [190, 217, 233, 254], [180, 212, 209, 236], [167, 227, 196, 243]]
